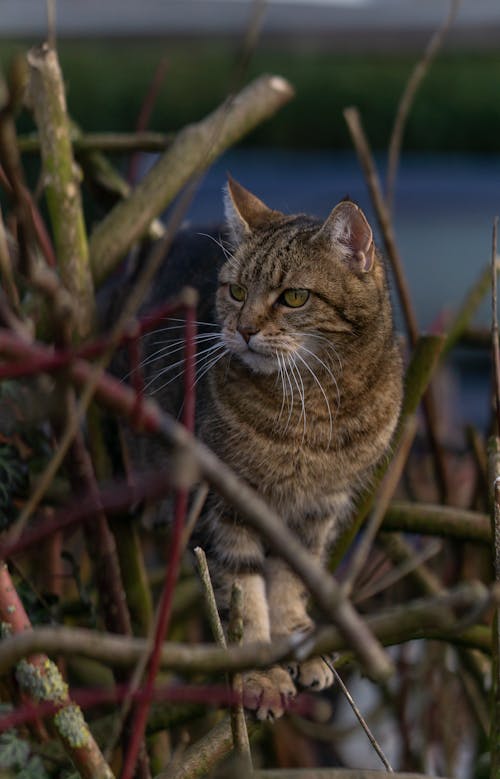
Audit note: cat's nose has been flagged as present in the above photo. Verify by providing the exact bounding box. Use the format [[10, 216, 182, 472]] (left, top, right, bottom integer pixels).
[[238, 325, 259, 344]]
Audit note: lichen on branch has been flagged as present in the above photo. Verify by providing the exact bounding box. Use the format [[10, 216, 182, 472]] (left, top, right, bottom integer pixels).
[[26, 43, 95, 340]]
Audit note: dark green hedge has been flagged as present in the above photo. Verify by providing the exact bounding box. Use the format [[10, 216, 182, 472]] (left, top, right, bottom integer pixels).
[[3, 38, 500, 152]]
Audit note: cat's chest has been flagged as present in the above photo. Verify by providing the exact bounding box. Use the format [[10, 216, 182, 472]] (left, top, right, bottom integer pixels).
[[201, 393, 345, 504]]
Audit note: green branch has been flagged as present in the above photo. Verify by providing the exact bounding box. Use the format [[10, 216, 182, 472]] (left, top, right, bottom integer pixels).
[[383, 501, 490, 544]]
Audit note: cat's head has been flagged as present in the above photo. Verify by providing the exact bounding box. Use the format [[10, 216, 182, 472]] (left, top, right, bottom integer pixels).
[[216, 176, 387, 375]]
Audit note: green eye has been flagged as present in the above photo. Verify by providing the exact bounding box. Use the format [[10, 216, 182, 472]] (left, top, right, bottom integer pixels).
[[229, 284, 246, 302], [280, 288, 310, 308]]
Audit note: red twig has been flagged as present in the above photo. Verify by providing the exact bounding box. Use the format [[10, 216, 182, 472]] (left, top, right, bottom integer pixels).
[[0, 679, 315, 736], [122, 302, 197, 779], [1, 470, 174, 561], [127, 58, 169, 186], [0, 294, 189, 382]]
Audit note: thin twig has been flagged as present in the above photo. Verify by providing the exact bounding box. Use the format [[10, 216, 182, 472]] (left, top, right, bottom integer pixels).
[[330, 334, 444, 571], [354, 539, 443, 604], [46, 0, 56, 50], [182, 482, 209, 548], [122, 291, 198, 779], [194, 549, 252, 767], [228, 581, 253, 771], [442, 260, 499, 356], [194, 546, 226, 647], [385, 0, 461, 212], [490, 218, 500, 777], [342, 416, 417, 597], [18, 130, 173, 155], [344, 106, 449, 501], [127, 58, 169, 185], [321, 657, 393, 772]]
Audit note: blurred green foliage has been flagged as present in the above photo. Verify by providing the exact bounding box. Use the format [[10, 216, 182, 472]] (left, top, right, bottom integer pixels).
[[1, 38, 500, 151]]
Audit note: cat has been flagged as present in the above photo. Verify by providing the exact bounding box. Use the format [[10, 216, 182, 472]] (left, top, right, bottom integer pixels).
[[118, 177, 403, 721]]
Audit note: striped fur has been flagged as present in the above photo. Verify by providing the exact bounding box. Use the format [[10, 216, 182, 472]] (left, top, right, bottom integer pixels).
[[126, 179, 403, 719]]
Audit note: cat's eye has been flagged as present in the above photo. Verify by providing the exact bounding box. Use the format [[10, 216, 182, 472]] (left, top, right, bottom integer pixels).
[[229, 284, 247, 302], [280, 288, 310, 308]]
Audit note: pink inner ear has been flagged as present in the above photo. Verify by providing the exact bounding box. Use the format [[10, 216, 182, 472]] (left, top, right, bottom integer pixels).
[[335, 203, 374, 272]]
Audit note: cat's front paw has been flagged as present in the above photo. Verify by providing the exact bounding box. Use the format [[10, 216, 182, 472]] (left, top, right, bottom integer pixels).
[[242, 666, 296, 721], [286, 656, 334, 691]]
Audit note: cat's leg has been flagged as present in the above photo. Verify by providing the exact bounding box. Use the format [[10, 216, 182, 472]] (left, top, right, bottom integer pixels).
[[267, 502, 348, 691], [266, 556, 334, 691], [201, 503, 296, 720]]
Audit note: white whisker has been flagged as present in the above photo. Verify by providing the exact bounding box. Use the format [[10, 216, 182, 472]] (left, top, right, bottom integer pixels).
[[294, 351, 333, 445], [288, 354, 307, 441], [197, 232, 239, 269], [144, 342, 225, 394]]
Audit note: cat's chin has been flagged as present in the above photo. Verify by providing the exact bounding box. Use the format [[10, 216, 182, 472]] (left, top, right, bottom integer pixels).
[[237, 350, 278, 375]]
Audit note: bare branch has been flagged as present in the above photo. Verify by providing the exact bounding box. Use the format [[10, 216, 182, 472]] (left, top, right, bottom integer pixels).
[[383, 501, 491, 544], [89, 74, 295, 285], [342, 416, 416, 597], [0, 583, 493, 678]]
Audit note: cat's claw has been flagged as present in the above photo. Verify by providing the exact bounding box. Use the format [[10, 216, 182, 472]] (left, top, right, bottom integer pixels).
[[243, 666, 296, 721], [286, 657, 334, 691]]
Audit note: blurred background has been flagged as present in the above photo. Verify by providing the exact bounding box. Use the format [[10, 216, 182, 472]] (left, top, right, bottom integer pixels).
[[0, 3, 499, 773], [1, 1, 498, 324]]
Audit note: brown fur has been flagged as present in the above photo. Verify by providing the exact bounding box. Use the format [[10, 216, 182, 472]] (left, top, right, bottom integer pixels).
[[121, 178, 403, 720]]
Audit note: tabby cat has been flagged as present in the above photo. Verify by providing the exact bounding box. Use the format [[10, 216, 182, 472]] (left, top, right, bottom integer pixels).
[[125, 177, 403, 720]]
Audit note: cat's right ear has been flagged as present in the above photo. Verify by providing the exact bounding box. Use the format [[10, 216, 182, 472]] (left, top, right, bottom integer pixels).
[[314, 201, 375, 273], [224, 175, 280, 245]]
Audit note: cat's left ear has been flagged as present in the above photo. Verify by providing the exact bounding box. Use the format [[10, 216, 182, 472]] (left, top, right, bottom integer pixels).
[[224, 175, 282, 245], [314, 201, 375, 273]]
